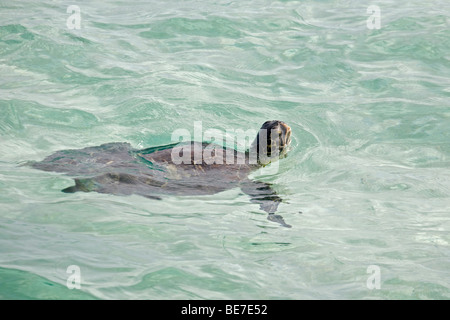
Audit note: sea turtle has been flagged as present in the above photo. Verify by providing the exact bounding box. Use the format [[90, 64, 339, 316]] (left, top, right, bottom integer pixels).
[[31, 120, 293, 227]]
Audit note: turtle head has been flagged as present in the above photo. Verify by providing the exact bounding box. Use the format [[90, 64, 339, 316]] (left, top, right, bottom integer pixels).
[[251, 120, 292, 166]]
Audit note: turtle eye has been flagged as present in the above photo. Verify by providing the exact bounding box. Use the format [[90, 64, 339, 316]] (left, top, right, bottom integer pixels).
[[278, 131, 285, 146]]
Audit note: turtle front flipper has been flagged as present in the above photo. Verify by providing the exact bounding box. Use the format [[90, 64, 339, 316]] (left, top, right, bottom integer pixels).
[[240, 179, 291, 228], [267, 213, 291, 228]]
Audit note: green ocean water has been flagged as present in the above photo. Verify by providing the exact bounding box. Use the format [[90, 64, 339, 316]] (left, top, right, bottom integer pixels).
[[0, 0, 449, 299]]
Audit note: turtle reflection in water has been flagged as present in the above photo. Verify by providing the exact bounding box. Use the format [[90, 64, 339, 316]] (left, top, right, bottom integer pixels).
[[32, 120, 293, 227]]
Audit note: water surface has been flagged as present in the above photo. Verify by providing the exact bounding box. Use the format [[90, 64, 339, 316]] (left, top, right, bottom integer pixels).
[[0, 0, 449, 299]]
